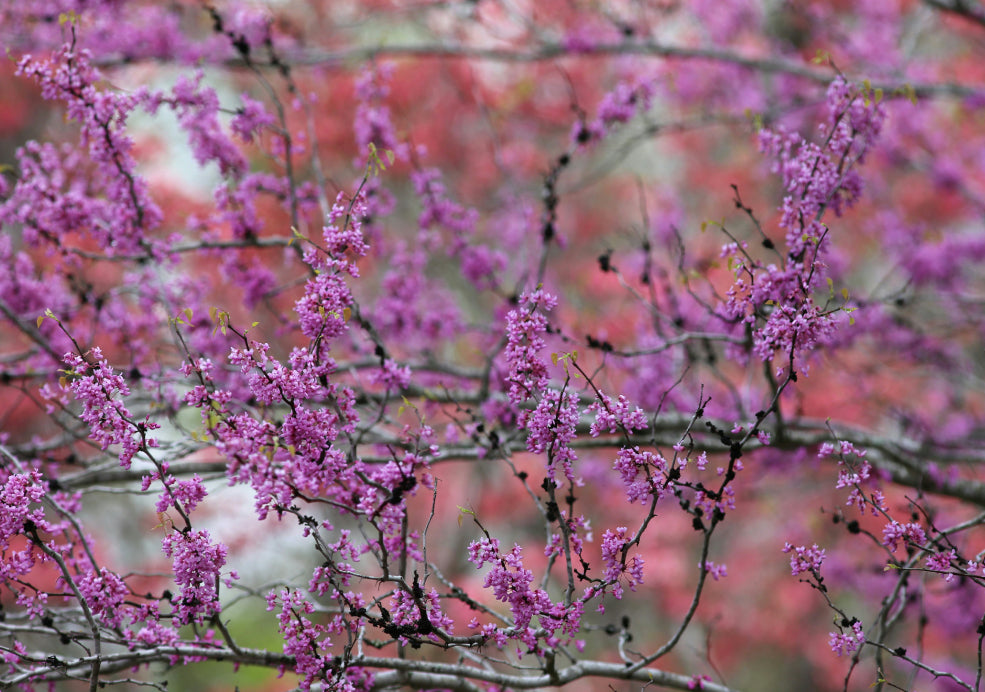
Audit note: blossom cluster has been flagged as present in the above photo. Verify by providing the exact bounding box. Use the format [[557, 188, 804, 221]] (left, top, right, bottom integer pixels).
[[155, 71, 248, 177], [880, 521, 926, 553], [323, 192, 371, 262], [829, 620, 865, 657], [268, 588, 332, 689], [148, 473, 208, 514], [700, 561, 728, 582], [58, 348, 160, 469], [161, 529, 230, 625], [783, 542, 826, 576], [387, 586, 454, 643], [353, 64, 407, 165], [190, 345, 357, 521], [925, 549, 958, 582], [576, 77, 656, 144], [467, 539, 545, 630], [588, 393, 649, 437], [412, 167, 506, 290], [521, 388, 581, 483], [76, 567, 129, 628], [600, 526, 645, 599], [294, 267, 355, 342], [504, 289, 557, 404], [725, 78, 886, 366], [467, 537, 586, 649], [0, 471, 46, 550], [819, 441, 885, 515], [0, 470, 51, 616], [612, 446, 669, 504], [9, 45, 162, 255]]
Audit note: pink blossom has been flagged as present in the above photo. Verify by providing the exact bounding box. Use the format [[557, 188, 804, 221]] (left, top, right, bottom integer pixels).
[[161, 529, 230, 624], [60, 348, 160, 469], [783, 543, 825, 576], [829, 620, 865, 657], [503, 289, 557, 404]]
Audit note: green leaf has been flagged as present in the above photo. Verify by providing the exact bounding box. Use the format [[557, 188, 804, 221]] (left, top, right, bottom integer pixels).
[[366, 142, 389, 176], [210, 308, 229, 336], [456, 505, 476, 527], [900, 83, 917, 105], [37, 308, 59, 328]]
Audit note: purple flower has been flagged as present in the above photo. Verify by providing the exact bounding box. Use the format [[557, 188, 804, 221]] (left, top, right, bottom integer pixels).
[[467, 536, 501, 568], [734, 78, 886, 366], [173, 475, 208, 514], [60, 348, 160, 469], [504, 289, 557, 404], [467, 539, 558, 631], [161, 529, 229, 624], [588, 393, 649, 437], [368, 358, 411, 390], [129, 620, 179, 648], [688, 674, 713, 690], [230, 93, 276, 143], [521, 388, 580, 482], [170, 71, 248, 177], [926, 549, 958, 582], [613, 446, 668, 504], [323, 191, 370, 261], [700, 561, 728, 581], [268, 588, 331, 690], [0, 471, 43, 533], [783, 542, 825, 576], [829, 620, 864, 657], [294, 267, 353, 342], [881, 521, 926, 552], [353, 64, 408, 165], [77, 567, 129, 628], [601, 527, 644, 599], [10, 46, 163, 255]]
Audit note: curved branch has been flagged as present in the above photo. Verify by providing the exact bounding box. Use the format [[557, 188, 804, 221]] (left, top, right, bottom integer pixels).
[[269, 42, 981, 99], [2, 643, 739, 691]]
